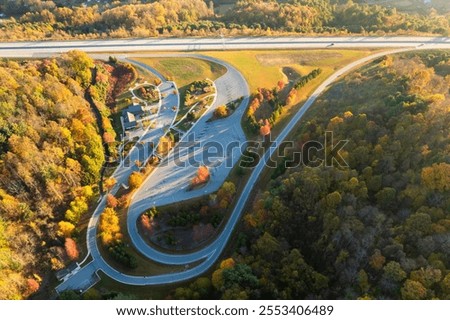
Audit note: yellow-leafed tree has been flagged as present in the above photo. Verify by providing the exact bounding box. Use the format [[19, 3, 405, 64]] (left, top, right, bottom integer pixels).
[[99, 207, 122, 246]]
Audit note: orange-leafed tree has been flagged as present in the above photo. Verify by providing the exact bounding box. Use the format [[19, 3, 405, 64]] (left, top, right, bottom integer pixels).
[[118, 194, 130, 209], [141, 214, 153, 233], [247, 97, 261, 116], [260, 119, 271, 136], [26, 279, 40, 295], [106, 193, 118, 208], [286, 88, 297, 105], [214, 105, 228, 118], [259, 87, 274, 101], [192, 166, 210, 186], [277, 80, 285, 92], [65, 238, 79, 261], [103, 132, 115, 143], [255, 91, 264, 102]]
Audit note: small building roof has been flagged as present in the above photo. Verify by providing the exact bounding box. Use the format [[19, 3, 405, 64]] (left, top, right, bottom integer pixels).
[[55, 262, 78, 281], [127, 104, 144, 115], [122, 104, 145, 130], [126, 112, 136, 123]]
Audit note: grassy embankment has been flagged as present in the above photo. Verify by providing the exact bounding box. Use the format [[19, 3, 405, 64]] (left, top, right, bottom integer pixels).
[[204, 49, 375, 137], [132, 57, 226, 122]]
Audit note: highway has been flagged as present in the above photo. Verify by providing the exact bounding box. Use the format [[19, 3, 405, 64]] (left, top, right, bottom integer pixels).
[[11, 37, 444, 291], [1, 36, 450, 57], [58, 48, 413, 290]]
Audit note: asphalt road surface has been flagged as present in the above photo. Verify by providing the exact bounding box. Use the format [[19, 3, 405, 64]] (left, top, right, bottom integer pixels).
[[12, 37, 444, 290], [1, 36, 450, 57], [126, 54, 249, 265], [58, 48, 416, 291]]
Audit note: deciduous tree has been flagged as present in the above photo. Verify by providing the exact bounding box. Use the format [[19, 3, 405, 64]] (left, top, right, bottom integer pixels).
[[57, 221, 75, 238], [214, 105, 228, 118], [260, 119, 271, 136], [128, 171, 143, 190], [191, 166, 210, 186], [106, 194, 118, 208], [99, 208, 122, 246], [401, 280, 427, 300], [65, 238, 79, 261]]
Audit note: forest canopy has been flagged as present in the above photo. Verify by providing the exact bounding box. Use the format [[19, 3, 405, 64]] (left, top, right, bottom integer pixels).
[[0, 0, 449, 40], [0, 51, 133, 299]]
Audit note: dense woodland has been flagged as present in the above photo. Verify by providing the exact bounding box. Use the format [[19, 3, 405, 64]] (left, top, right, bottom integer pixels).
[[0, 0, 449, 40], [0, 51, 133, 299], [172, 51, 450, 299], [0, 0, 449, 301]]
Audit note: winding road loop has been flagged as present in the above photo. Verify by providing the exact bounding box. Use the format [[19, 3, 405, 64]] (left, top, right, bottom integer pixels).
[[16, 38, 444, 292], [58, 49, 409, 292]]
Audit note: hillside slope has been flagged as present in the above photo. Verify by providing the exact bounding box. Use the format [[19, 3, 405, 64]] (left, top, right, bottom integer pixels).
[[174, 51, 450, 300]]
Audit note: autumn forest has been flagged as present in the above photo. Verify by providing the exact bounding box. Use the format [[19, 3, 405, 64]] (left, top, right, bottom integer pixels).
[[0, 0, 449, 41], [0, 0, 449, 302], [0, 51, 135, 299]]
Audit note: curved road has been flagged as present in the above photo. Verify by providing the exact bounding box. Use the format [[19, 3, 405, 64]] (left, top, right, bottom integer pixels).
[[126, 53, 248, 265], [55, 53, 249, 292], [57, 47, 418, 292], [24, 38, 448, 291], [125, 48, 416, 267]]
